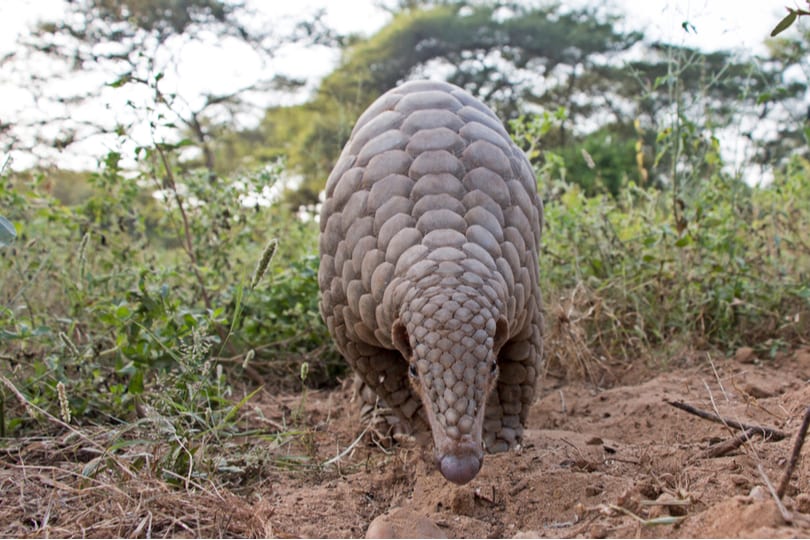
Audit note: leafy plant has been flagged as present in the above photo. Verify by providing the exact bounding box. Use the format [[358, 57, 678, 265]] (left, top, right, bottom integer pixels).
[[0, 136, 334, 442]]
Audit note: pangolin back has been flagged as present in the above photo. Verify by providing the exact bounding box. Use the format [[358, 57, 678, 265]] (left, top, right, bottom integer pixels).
[[318, 79, 543, 484]]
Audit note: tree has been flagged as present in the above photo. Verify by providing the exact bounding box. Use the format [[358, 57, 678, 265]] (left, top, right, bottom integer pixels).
[[209, 1, 806, 203], [227, 2, 644, 204], [2, 0, 337, 175]]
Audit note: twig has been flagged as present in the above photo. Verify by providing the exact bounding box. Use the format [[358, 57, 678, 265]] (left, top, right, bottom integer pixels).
[[322, 424, 370, 466], [777, 406, 810, 499], [153, 143, 212, 312], [758, 463, 793, 524], [159, 468, 223, 499], [544, 518, 580, 529], [7, 464, 133, 499], [706, 354, 729, 401], [698, 428, 759, 459], [664, 399, 788, 441]]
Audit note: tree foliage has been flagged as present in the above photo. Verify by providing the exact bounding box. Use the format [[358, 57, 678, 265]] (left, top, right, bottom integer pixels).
[[227, 2, 642, 203], [223, 1, 806, 203]]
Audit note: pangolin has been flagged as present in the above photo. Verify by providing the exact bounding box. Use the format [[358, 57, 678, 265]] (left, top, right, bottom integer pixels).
[[318, 79, 543, 485]]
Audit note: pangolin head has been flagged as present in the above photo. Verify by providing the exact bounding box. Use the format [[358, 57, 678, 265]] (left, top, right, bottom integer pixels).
[[393, 286, 508, 485]]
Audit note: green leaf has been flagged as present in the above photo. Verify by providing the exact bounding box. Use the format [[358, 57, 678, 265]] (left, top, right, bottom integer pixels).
[[115, 304, 132, 320], [674, 235, 692, 247], [756, 92, 771, 105], [129, 369, 144, 394], [107, 73, 132, 88], [0, 216, 16, 247], [32, 326, 51, 337], [771, 10, 797, 37]]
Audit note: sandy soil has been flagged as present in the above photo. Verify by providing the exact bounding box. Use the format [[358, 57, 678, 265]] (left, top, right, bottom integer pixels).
[[260, 347, 810, 538], [3, 347, 810, 538]]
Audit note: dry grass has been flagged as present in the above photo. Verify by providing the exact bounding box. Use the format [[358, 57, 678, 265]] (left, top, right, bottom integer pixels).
[[544, 282, 612, 383], [0, 376, 327, 539], [0, 432, 274, 538]]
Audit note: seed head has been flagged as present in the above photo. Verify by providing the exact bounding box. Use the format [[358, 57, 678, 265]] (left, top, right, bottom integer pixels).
[[57, 381, 71, 423], [251, 238, 278, 289]]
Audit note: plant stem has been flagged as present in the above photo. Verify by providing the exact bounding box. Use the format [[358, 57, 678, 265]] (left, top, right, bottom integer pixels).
[[153, 143, 212, 311]]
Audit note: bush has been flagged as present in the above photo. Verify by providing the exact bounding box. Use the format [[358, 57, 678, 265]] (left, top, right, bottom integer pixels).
[[0, 151, 336, 440], [539, 158, 810, 375]]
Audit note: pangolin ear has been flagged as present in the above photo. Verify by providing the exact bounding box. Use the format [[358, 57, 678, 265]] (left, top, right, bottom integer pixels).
[[494, 316, 509, 354], [392, 319, 413, 359]]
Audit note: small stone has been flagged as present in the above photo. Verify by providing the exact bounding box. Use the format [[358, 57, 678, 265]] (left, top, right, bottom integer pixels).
[[735, 346, 756, 364], [748, 485, 768, 501], [588, 524, 609, 538], [366, 507, 446, 539]]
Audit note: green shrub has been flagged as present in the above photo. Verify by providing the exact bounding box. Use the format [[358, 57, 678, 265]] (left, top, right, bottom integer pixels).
[[0, 150, 335, 440], [539, 158, 810, 368]]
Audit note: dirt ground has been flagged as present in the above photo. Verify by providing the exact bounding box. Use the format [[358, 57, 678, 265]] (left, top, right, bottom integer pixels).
[[4, 346, 810, 538], [255, 347, 810, 538]]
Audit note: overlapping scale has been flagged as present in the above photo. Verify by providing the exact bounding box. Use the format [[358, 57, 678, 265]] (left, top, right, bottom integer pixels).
[[318, 80, 544, 454]]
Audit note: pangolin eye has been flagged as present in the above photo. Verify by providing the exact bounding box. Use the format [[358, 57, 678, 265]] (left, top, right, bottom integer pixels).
[[408, 364, 418, 377], [490, 360, 498, 374]]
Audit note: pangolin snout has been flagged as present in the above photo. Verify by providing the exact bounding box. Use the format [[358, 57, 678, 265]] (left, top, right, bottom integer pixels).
[[436, 446, 483, 485]]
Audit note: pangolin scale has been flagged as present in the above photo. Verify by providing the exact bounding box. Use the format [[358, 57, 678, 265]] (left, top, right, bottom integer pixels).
[[318, 79, 543, 485]]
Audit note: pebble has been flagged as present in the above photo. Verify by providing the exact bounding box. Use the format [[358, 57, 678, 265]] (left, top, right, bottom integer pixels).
[[748, 485, 768, 501], [735, 347, 756, 364], [366, 507, 446, 539], [588, 524, 609, 538]]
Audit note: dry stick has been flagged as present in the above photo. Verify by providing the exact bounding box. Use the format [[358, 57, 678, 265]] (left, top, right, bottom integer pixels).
[[698, 427, 759, 459], [758, 463, 793, 524], [664, 399, 789, 441], [153, 143, 212, 312], [777, 406, 810, 499]]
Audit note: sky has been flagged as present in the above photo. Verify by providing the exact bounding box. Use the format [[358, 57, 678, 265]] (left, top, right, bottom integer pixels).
[[0, 0, 803, 171]]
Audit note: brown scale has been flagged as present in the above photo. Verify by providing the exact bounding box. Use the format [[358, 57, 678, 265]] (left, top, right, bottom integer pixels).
[[318, 79, 543, 485]]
